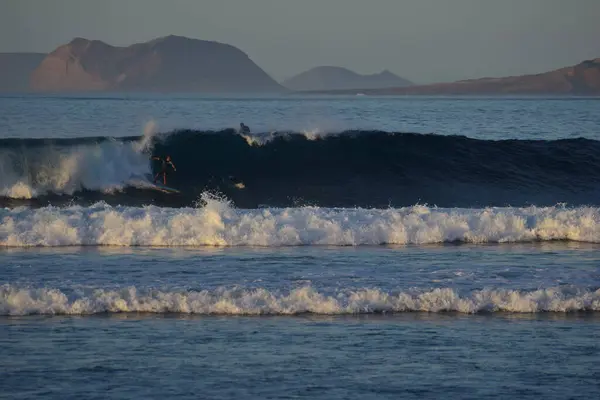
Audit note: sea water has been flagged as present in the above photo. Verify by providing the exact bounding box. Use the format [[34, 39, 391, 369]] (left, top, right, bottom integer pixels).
[[1, 94, 600, 399]]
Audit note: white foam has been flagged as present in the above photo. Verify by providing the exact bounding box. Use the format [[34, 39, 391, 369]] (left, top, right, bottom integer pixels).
[[1, 285, 598, 315], [133, 120, 159, 153], [0, 123, 159, 199], [240, 129, 334, 146], [2, 200, 600, 247]]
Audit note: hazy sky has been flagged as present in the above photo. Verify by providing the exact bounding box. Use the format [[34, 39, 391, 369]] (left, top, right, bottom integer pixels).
[[2, 0, 599, 83]]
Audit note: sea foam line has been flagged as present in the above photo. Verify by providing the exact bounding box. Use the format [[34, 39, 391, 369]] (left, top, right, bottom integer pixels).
[[1, 285, 599, 315], [2, 199, 600, 247]]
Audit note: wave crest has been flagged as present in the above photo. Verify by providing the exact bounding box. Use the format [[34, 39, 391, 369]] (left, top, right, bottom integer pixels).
[[2, 201, 600, 247], [2, 285, 599, 316]]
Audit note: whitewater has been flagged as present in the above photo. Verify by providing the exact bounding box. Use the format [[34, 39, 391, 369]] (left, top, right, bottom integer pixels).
[[0, 122, 158, 199], [2, 197, 599, 247], [2, 285, 599, 316]]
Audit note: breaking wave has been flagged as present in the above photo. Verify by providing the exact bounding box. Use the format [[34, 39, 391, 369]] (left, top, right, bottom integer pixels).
[[0, 121, 158, 200], [2, 129, 600, 208], [2, 285, 599, 315], [2, 198, 600, 247]]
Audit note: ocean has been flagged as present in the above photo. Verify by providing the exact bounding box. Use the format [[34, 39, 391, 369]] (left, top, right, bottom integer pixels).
[[1, 94, 600, 399]]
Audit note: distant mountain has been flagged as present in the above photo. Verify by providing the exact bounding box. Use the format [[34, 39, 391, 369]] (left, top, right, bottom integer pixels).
[[30, 35, 284, 93], [283, 66, 412, 91], [0, 53, 46, 92], [313, 58, 600, 95]]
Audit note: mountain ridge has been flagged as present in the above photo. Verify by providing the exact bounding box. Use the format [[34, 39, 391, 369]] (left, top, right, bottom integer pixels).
[[308, 58, 600, 95], [29, 35, 285, 93], [283, 65, 413, 91], [0, 36, 597, 95]]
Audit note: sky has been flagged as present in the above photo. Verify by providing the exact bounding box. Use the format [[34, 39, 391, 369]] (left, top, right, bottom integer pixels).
[[1, 0, 599, 84]]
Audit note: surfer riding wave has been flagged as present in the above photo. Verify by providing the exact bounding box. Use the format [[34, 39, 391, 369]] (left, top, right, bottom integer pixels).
[[151, 155, 176, 185]]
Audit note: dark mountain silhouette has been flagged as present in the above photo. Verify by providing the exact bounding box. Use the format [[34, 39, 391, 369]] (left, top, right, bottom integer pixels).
[[283, 66, 412, 91], [313, 58, 600, 95], [0, 53, 46, 92], [30, 35, 284, 93]]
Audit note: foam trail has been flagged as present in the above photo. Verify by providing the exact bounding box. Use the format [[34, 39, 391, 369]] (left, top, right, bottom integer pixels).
[[2, 285, 599, 315], [2, 200, 600, 247]]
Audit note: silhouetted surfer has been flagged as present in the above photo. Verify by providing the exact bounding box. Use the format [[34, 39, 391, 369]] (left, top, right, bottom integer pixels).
[[239, 122, 251, 134], [151, 155, 176, 185]]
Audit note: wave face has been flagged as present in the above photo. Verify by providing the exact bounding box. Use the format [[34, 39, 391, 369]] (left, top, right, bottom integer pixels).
[[2, 285, 599, 315], [2, 129, 600, 208], [2, 199, 600, 247]]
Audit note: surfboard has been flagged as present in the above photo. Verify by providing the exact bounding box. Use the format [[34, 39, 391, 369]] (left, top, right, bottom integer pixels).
[[145, 182, 180, 193], [129, 174, 180, 194], [144, 174, 180, 193]]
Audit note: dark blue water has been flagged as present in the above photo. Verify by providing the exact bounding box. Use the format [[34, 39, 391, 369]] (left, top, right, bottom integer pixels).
[[3, 314, 599, 399], [2, 94, 600, 398]]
